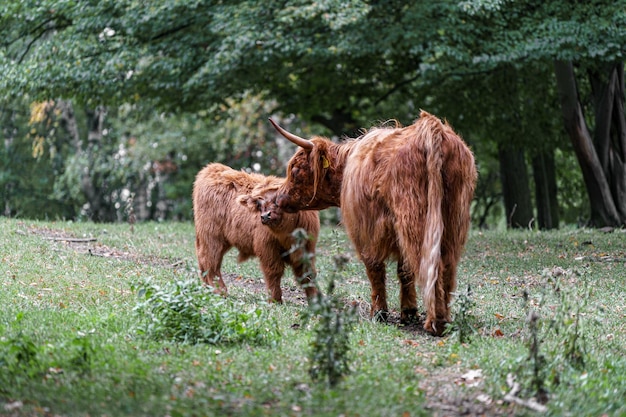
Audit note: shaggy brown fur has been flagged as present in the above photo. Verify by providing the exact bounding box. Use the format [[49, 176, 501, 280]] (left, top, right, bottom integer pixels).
[[271, 111, 477, 335], [192, 163, 320, 302]]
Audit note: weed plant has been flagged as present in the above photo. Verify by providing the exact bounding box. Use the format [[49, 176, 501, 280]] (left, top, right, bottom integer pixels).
[[291, 228, 358, 387], [446, 284, 478, 344], [512, 272, 593, 405], [1, 314, 100, 391], [303, 277, 357, 387], [132, 277, 280, 345]]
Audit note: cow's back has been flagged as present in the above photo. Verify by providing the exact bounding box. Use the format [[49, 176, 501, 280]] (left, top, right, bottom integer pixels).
[[340, 117, 475, 262], [341, 127, 420, 262]]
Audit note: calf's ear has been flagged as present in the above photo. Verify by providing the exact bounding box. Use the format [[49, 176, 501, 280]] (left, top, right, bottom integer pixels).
[[237, 195, 262, 211]]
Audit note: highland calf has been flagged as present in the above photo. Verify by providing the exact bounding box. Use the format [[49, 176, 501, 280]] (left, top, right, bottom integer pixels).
[[269, 111, 477, 335], [192, 163, 319, 302]]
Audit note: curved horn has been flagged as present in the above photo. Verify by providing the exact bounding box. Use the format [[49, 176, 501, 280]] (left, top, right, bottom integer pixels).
[[268, 118, 314, 150]]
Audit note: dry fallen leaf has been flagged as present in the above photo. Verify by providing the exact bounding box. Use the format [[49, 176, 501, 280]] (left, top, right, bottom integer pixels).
[[461, 369, 483, 387], [3, 401, 23, 412], [476, 394, 492, 404]]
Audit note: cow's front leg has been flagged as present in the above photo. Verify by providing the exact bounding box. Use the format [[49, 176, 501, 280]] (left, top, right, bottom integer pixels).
[[363, 259, 388, 321], [397, 259, 417, 324]]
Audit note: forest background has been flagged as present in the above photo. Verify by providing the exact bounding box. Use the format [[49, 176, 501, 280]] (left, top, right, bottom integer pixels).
[[1, 0, 625, 229]]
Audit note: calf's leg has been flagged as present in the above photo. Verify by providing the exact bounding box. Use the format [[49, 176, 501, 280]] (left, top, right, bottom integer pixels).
[[291, 260, 318, 299], [195, 235, 229, 295], [258, 252, 286, 303]]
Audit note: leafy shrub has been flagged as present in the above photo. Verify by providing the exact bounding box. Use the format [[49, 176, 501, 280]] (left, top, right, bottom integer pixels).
[[0, 314, 44, 386], [0, 330, 44, 387], [303, 278, 357, 387], [291, 228, 358, 387], [445, 284, 478, 343], [132, 277, 280, 345], [513, 273, 592, 404], [0, 314, 102, 391]]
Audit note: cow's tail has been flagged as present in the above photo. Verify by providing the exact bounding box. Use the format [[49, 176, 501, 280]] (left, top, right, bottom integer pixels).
[[417, 111, 445, 333]]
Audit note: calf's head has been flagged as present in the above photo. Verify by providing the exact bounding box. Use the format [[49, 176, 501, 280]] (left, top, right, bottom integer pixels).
[[269, 119, 342, 212], [239, 192, 287, 230]]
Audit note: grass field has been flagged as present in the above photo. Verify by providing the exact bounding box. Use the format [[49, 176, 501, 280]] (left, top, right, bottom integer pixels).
[[1, 217, 625, 416]]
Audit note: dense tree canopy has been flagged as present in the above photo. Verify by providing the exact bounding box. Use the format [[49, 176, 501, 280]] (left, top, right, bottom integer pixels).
[[1, 0, 625, 226]]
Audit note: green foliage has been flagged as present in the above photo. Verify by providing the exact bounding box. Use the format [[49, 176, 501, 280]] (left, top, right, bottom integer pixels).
[[303, 279, 357, 387], [545, 274, 590, 370], [0, 314, 45, 386], [68, 332, 97, 373], [0, 98, 77, 218], [5, 0, 620, 122], [512, 272, 594, 403], [446, 285, 478, 344], [132, 277, 281, 346], [1, 93, 285, 221], [0, 314, 99, 391], [3, 0, 621, 226], [292, 228, 358, 387], [287, 227, 358, 387]]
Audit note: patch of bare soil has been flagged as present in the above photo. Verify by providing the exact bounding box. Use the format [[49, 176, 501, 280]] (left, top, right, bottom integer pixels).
[[419, 367, 522, 417], [21, 224, 184, 269], [221, 272, 312, 306]]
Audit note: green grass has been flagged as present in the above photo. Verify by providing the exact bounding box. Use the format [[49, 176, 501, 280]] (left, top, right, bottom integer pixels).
[[1, 217, 625, 416]]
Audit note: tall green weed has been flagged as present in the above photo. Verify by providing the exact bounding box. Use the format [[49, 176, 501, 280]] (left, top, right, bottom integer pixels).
[[132, 277, 281, 345]]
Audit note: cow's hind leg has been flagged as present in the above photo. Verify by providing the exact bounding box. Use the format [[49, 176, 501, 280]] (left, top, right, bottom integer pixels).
[[259, 253, 285, 303], [196, 236, 229, 295], [397, 259, 418, 324], [429, 249, 460, 334], [363, 259, 388, 321], [423, 258, 448, 336]]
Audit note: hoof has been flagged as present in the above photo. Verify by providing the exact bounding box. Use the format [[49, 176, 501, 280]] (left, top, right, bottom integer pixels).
[[424, 318, 449, 336], [400, 308, 418, 324], [268, 295, 283, 304], [210, 286, 228, 297], [372, 309, 389, 322]]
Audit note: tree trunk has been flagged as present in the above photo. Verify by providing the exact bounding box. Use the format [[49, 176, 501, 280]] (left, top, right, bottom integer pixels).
[[589, 62, 626, 221], [553, 60, 623, 227], [82, 106, 110, 221], [58, 102, 114, 222], [498, 145, 534, 229], [532, 151, 559, 230], [1, 109, 17, 216]]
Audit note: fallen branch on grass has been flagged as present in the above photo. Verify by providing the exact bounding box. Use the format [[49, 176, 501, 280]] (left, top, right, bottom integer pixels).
[[503, 373, 547, 413], [44, 237, 97, 243]]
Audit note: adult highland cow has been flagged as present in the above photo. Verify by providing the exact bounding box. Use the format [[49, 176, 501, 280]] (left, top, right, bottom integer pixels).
[[192, 163, 319, 303], [269, 111, 476, 335]]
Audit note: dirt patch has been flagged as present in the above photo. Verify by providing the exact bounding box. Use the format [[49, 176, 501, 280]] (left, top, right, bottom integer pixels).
[[20, 224, 183, 269], [221, 272, 312, 305]]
